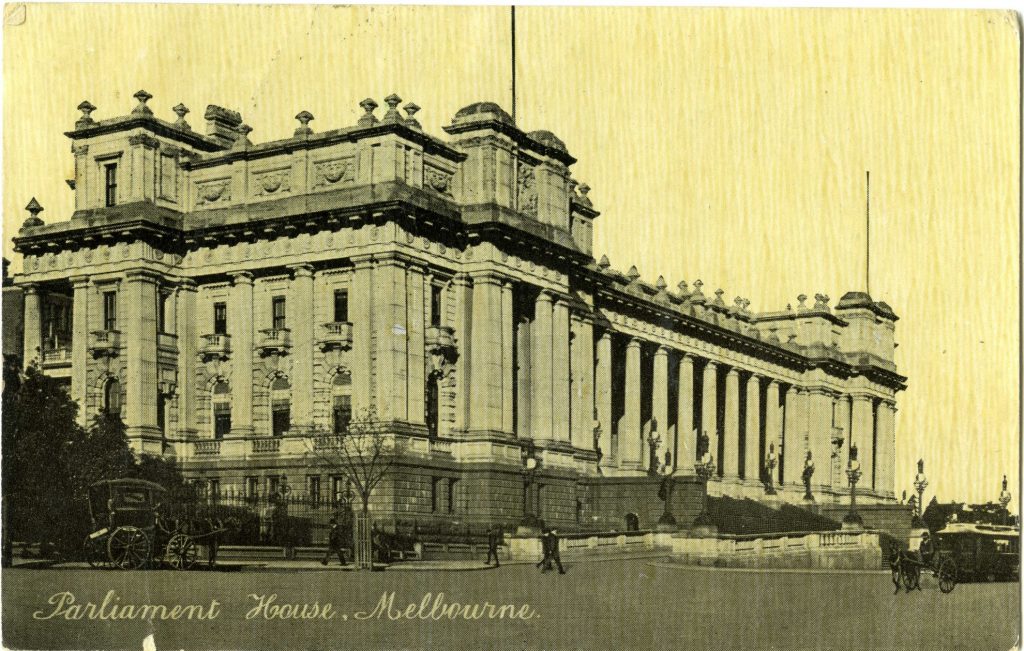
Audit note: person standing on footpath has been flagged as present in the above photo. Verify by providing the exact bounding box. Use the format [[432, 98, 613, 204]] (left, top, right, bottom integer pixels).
[[321, 517, 347, 566], [485, 525, 502, 567]]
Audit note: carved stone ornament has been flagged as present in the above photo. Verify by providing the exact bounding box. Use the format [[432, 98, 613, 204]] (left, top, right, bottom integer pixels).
[[425, 165, 453, 195], [196, 179, 231, 205], [314, 158, 356, 187], [254, 169, 292, 196], [517, 163, 538, 216]]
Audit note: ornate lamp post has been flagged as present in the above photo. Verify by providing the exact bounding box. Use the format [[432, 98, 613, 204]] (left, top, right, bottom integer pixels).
[[913, 459, 928, 526], [518, 442, 542, 534], [691, 455, 717, 537], [843, 443, 863, 529], [801, 451, 815, 502], [998, 475, 1012, 525], [762, 442, 778, 495], [647, 418, 662, 476], [592, 409, 604, 473]]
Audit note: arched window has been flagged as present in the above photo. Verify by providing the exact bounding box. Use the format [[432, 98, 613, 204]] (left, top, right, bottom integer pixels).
[[103, 378, 121, 416], [212, 380, 231, 439], [332, 371, 352, 435], [271, 376, 291, 437]]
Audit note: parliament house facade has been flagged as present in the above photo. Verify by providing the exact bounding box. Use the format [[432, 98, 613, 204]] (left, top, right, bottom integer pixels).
[[11, 91, 906, 530]]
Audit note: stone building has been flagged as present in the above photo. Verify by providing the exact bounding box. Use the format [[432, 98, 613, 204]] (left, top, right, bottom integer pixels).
[[11, 90, 906, 530]]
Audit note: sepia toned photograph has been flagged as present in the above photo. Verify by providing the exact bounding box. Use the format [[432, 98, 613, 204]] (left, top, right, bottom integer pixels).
[[0, 5, 1019, 650]]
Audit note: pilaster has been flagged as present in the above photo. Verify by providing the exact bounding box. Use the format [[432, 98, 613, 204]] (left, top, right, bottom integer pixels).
[[530, 291, 554, 442], [851, 394, 875, 491], [289, 264, 314, 431], [805, 388, 835, 489], [570, 313, 595, 450], [500, 281, 515, 434], [22, 284, 40, 369], [70, 277, 90, 425], [469, 272, 504, 433], [875, 400, 897, 497], [595, 331, 613, 467], [175, 280, 198, 438], [783, 386, 807, 486], [123, 271, 159, 442], [551, 297, 571, 444], [229, 271, 254, 435]]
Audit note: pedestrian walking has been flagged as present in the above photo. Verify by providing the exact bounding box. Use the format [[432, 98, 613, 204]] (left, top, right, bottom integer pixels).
[[485, 525, 502, 567], [546, 528, 566, 575], [536, 528, 552, 571], [321, 517, 347, 566], [205, 512, 222, 568]]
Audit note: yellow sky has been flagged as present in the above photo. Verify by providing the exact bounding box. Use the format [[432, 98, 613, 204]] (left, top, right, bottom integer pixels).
[[3, 6, 1019, 505]]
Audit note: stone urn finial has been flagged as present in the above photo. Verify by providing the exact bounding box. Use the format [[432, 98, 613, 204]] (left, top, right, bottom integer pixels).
[[233, 124, 253, 150], [713, 288, 726, 306], [403, 102, 422, 129], [677, 280, 689, 296], [577, 183, 593, 207], [76, 100, 97, 128], [598, 254, 610, 269], [357, 98, 379, 127], [294, 110, 314, 136], [382, 93, 403, 123], [656, 276, 668, 292], [626, 265, 640, 282], [22, 198, 44, 229], [797, 294, 808, 310], [172, 103, 191, 130], [132, 90, 154, 116]]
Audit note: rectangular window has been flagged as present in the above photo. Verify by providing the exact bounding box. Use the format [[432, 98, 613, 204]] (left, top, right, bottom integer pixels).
[[333, 395, 352, 435], [431, 478, 440, 513], [105, 164, 118, 207], [213, 302, 227, 335], [272, 296, 286, 330], [333, 290, 349, 323], [430, 285, 443, 327], [103, 291, 117, 331], [272, 404, 290, 437], [246, 476, 259, 500], [268, 476, 280, 498], [331, 476, 346, 505], [447, 479, 458, 514], [213, 403, 231, 439], [308, 476, 321, 506], [209, 479, 220, 502], [156, 393, 166, 434], [157, 293, 169, 334]]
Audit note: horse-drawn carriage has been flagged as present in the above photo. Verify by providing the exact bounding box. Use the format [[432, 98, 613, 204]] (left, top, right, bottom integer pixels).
[[890, 522, 1020, 594], [83, 479, 229, 570], [890, 531, 958, 594]]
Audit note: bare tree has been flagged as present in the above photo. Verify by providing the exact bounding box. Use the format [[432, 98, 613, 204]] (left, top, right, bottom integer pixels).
[[304, 405, 405, 514]]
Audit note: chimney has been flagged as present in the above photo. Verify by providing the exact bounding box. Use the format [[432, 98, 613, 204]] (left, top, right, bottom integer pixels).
[[204, 105, 244, 149]]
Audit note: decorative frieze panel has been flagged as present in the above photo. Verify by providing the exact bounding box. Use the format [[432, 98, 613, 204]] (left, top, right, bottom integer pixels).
[[253, 168, 292, 197], [313, 157, 356, 188], [424, 164, 453, 196], [517, 162, 538, 216], [195, 178, 232, 206]]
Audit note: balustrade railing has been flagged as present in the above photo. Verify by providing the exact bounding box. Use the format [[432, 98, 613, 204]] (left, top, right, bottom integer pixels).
[[251, 438, 282, 454]]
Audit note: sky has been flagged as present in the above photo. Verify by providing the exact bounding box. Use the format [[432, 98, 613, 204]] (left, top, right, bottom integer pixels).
[[2, 5, 1019, 505]]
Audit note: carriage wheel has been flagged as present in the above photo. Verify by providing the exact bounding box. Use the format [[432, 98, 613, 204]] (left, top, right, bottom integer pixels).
[[899, 563, 920, 591], [165, 533, 198, 570], [83, 535, 108, 569], [938, 558, 957, 594], [107, 527, 150, 570]]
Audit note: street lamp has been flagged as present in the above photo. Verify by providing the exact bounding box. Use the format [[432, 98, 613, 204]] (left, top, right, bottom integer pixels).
[[691, 454, 717, 537], [647, 418, 662, 476], [518, 442, 542, 534], [843, 443, 863, 529], [913, 459, 928, 526], [763, 442, 778, 495], [998, 475, 1012, 525]]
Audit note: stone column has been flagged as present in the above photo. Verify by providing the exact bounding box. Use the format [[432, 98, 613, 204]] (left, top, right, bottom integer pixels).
[[229, 272, 254, 435], [22, 283, 41, 368], [450, 273, 473, 431], [677, 353, 695, 463], [744, 374, 761, 484], [805, 388, 835, 489], [175, 280, 198, 438], [469, 272, 504, 433], [652, 346, 669, 471], [551, 298, 571, 444], [724, 368, 741, 481], [406, 265, 426, 426], [500, 281, 515, 434], [764, 380, 782, 485], [570, 314, 595, 449], [595, 331, 613, 466], [531, 291, 554, 442], [375, 258, 409, 423], [702, 361, 719, 470], [124, 271, 159, 443], [783, 386, 807, 486], [622, 338, 643, 469], [70, 277, 90, 426], [289, 264, 314, 432], [851, 394, 876, 491], [875, 400, 897, 497]]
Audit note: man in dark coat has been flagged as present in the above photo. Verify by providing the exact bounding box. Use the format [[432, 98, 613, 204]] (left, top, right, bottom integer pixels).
[[321, 517, 347, 566], [485, 525, 502, 567], [537, 528, 566, 574]]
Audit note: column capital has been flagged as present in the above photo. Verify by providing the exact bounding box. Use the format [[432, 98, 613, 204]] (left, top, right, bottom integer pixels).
[[471, 270, 509, 287], [655, 345, 670, 356], [124, 269, 162, 283], [765, 378, 780, 389], [176, 278, 198, 292], [849, 391, 876, 402], [726, 366, 740, 378], [19, 282, 39, 295], [704, 359, 719, 370], [450, 272, 473, 287], [536, 290, 555, 305], [69, 275, 90, 288], [625, 336, 642, 350], [598, 329, 613, 342], [289, 263, 314, 278], [746, 373, 761, 386], [230, 271, 254, 286], [679, 351, 695, 365]]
